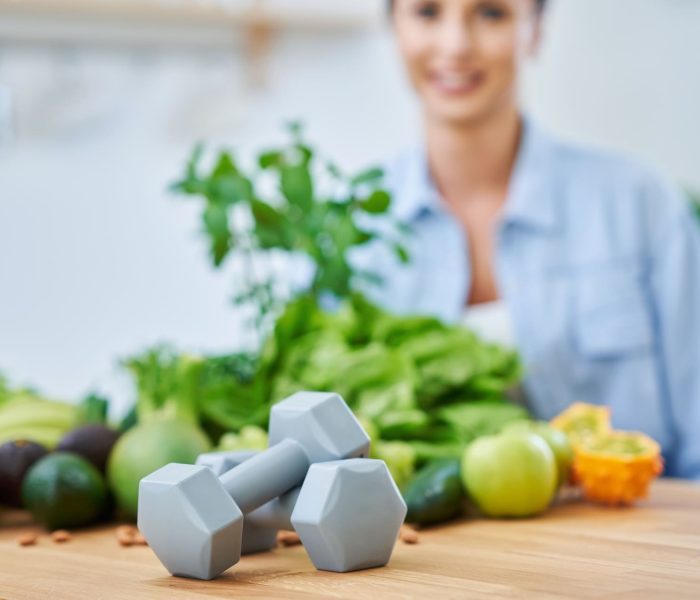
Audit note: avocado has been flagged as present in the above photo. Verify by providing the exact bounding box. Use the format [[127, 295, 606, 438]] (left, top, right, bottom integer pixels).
[[57, 425, 121, 473], [0, 440, 48, 507], [22, 452, 109, 529]]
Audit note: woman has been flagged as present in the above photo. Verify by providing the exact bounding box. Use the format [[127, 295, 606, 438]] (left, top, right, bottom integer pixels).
[[359, 0, 700, 479]]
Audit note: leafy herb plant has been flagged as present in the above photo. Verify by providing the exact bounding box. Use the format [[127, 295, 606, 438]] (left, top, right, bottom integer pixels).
[[171, 123, 409, 337]]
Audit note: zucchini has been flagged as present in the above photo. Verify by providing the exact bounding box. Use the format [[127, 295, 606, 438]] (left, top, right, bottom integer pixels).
[[403, 458, 465, 525]]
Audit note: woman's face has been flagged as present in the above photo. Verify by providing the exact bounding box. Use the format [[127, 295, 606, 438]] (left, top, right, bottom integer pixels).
[[392, 0, 542, 127]]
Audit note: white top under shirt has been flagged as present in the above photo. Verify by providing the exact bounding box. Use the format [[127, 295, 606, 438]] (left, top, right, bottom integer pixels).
[[460, 300, 516, 348]]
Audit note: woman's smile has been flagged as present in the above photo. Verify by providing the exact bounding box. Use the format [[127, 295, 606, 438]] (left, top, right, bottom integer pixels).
[[428, 68, 486, 95]]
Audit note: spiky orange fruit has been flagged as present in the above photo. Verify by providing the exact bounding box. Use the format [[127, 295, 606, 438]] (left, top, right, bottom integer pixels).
[[573, 431, 663, 506], [550, 402, 611, 450]]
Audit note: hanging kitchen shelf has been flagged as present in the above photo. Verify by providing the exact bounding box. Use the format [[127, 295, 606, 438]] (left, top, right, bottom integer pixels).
[[0, 0, 385, 47]]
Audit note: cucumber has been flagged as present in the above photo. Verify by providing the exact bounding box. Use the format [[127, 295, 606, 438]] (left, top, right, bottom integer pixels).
[[403, 458, 465, 525]]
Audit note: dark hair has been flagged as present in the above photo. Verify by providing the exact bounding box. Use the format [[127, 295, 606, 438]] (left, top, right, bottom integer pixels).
[[388, 0, 547, 12]]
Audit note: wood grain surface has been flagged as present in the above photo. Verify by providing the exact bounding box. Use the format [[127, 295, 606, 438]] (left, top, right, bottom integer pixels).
[[1, 480, 699, 599]]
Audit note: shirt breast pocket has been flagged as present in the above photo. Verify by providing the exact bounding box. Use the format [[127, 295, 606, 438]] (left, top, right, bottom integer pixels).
[[566, 265, 666, 446], [573, 267, 654, 358]]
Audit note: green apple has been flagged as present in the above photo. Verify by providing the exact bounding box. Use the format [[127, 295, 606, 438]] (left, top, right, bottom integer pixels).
[[502, 421, 573, 488], [462, 431, 557, 518]]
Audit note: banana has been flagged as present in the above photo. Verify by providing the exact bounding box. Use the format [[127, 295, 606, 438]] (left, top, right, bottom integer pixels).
[[0, 425, 67, 449], [0, 399, 79, 440]]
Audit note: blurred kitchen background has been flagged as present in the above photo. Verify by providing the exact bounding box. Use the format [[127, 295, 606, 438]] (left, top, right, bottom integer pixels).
[[1, 0, 699, 414]]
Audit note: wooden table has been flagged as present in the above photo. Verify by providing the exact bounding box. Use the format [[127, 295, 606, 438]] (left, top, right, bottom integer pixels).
[[1, 480, 699, 599]]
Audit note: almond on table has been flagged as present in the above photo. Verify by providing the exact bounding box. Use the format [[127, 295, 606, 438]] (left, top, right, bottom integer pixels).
[[51, 530, 71, 543], [277, 531, 301, 547], [17, 533, 38, 547], [399, 525, 419, 544], [116, 525, 137, 547]]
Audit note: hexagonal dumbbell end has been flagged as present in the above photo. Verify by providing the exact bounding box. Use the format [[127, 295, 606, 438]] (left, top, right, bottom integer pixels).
[[137, 464, 244, 580], [268, 391, 370, 462], [291, 459, 407, 572]]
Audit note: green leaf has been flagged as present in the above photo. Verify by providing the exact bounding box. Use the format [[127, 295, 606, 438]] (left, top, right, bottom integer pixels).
[[350, 167, 384, 187], [259, 151, 282, 169], [211, 152, 238, 178], [354, 229, 375, 245], [438, 401, 529, 442], [203, 204, 232, 266], [250, 199, 294, 250], [280, 164, 313, 210], [375, 408, 431, 439], [296, 144, 313, 166], [171, 178, 207, 196], [359, 189, 391, 214], [208, 174, 252, 206], [186, 143, 204, 181], [393, 243, 410, 264]]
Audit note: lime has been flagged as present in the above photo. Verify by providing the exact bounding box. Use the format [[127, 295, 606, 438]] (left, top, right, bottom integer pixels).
[[107, 420, 210, 519], [22, 452, 109, 529]]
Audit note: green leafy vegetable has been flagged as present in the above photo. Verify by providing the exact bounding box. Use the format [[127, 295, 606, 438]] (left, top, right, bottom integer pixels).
[[80, 393, 110, 425], [258, 293, 525, 465]]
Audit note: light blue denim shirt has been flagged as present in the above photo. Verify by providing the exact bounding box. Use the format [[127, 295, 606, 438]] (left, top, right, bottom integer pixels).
[[353, 118, 700, 480]]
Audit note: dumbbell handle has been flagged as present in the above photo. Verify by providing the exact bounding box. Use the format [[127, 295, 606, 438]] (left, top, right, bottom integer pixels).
[[247, 486, 301, 530], [219, 438, 309, 514]]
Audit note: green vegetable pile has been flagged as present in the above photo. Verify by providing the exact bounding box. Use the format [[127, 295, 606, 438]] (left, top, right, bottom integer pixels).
[[114, 292, 524, 492], [256, 293, 525, 482], [0, 124, 533, 527]]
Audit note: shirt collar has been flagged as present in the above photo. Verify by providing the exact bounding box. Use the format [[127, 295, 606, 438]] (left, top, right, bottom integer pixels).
[[390, 116, 560, 232], [501, 117, 559, 231]]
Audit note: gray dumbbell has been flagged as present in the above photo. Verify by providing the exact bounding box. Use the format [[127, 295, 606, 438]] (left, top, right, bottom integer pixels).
[[197, 450, 279, 554], [198, 451, 407, 571], [196, 450, 257, 477], [196, 450, 278, 554], [137, 391, 370, 580]]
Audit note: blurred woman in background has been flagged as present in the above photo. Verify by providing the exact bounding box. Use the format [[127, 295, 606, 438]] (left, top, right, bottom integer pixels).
[[361, 0, 700, 478]]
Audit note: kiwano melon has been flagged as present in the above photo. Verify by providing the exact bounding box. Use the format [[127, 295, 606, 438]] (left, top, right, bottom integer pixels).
[[550, 402, 611, 449], [573, 431, 663, 506]]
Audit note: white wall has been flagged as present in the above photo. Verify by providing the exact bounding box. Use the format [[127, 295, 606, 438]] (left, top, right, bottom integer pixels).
[[524, 0, 700, 188], [1, 0, 699, 413]]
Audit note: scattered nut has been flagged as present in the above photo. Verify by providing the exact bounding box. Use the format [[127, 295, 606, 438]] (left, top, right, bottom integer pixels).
[[116, 526, 137, 547], [116, 525, 137, 537], [51, 530, 71, 543], [277, 531, 301, 547], [399, 525, 419, 545], [17, 533, 38, 547]]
